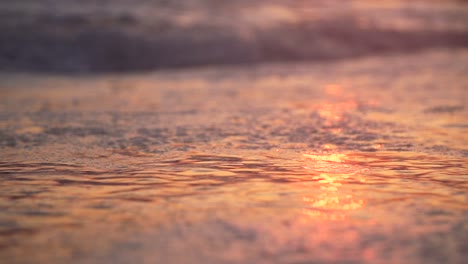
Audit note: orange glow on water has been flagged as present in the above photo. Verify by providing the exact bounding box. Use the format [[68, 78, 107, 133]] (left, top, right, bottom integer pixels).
[[318, 100, 357, 123], [302, 153, 346, 163], [301, 152, 366, 221], [303, 193, 364, 211], [301, 208, 347, 221], [322, 144, 338, 150], [325, 84, 343, 96]]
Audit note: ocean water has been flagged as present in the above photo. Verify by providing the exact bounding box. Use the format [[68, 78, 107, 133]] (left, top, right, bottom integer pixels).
[[1, 0, 468, 72], [0, 49, 467, 263]]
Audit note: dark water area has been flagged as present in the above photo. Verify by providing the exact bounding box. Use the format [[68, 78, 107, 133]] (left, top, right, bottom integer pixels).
[[0, 50, 467, 263], [1, 0, 468, 72]]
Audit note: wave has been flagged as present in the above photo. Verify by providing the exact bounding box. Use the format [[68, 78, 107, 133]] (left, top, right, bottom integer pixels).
[[1, 0, 467, 73]]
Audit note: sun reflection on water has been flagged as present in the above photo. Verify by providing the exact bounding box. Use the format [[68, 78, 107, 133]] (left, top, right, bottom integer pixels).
[[301, 152, 366, 221], [318, 100, 357, 121], [317, 84, 359, 126], [301, 84, 370, 221]]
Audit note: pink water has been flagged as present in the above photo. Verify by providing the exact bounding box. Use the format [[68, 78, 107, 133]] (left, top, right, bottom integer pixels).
[[0, 49, 467, 263]]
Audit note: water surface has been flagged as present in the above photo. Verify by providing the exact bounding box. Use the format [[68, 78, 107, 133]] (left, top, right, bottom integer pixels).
[[0, 50, 467, 263]]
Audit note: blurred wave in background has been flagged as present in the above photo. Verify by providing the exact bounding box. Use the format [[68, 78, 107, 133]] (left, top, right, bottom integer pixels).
[[1, 0, 467, 73]]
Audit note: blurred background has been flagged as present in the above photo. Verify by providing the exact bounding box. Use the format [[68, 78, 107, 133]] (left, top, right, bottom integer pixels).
[[1, 1, 468, 264], [1, 0, 467, 73]]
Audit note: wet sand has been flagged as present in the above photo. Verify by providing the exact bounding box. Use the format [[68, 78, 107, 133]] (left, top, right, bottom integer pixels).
[[0, 49, 467, 263]]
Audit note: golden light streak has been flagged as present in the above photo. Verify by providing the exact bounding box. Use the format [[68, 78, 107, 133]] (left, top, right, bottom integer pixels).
[[302, 153, 346, 163], [301, 152, 366, 221], [373, 143, 383, 149], [318, 101, 357, 123]]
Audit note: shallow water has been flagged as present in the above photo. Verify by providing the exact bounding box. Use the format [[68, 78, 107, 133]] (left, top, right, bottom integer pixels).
[[0, 50, 467, 263]]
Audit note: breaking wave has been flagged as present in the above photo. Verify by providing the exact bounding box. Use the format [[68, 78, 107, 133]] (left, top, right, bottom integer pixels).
[[1, 0, 467, 72]]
